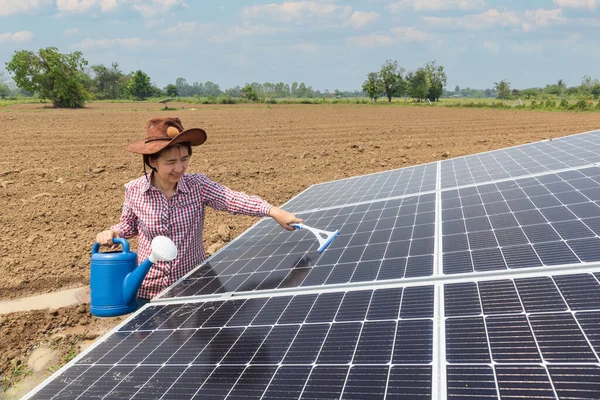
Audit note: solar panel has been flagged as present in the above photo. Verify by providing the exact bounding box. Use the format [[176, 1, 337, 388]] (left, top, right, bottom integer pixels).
[[282, 162, 437, 213], [160, 193, 436, 299], [26, 130, 600, 399], [441, 129, 600, 189], [442, 166, 600, 274], [30, 286, 435, 399], [444, 272, 600, 399]]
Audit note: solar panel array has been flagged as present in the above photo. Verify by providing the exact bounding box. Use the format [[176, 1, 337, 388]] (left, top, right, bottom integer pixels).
[[26, 129, 600, 400]]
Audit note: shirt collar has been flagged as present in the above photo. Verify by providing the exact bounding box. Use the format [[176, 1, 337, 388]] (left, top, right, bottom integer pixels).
[[142, 171, 189, 194]]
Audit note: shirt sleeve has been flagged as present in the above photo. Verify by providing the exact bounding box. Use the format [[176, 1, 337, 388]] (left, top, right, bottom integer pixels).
[[199, 175, 273, 217], [110, 187, 139, 239]]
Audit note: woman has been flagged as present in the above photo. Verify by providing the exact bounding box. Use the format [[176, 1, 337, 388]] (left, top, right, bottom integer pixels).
[[96, 116, 302, 301]]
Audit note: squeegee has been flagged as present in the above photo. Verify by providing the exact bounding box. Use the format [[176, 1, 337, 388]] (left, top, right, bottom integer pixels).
[[292, 223, 339, 253]]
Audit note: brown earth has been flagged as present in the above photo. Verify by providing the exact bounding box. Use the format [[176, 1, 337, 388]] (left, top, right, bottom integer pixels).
[[0, 102, 599, 395]]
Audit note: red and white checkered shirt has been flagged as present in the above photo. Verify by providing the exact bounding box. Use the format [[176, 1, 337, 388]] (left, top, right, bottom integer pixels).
[[111, 173, 273, 299]]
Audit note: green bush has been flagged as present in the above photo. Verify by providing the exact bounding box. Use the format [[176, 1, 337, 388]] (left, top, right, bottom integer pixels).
[[530, 100, 538, 109], [570, 99, 590, 111], [544, 100, 556, 109], [265, 98, 277, 104], [219, 96, 237, 104], [559, 99, 569, 109]]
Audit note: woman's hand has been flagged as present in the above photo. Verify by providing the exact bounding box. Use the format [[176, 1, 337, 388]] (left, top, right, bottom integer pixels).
[[96, 230, 119, 247], [269, 207, 303, 231]]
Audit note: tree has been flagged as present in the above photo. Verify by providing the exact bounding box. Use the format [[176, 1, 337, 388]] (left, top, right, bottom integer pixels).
[[241, 84, 260, 102], [165, 84, 178, 97], [454, 85, 460, 93], [362, 72, 384, 102], [557, 79, 566, 96], [424, 60, 447, 101], [127, 70, 153, 100], [90, 62, 125, 99], [6, 47, 88, 107], [407, 68, 431, 101], [0, 72, 13, 99], [379, 60, 406, 102], [494, 79, 511, 99]]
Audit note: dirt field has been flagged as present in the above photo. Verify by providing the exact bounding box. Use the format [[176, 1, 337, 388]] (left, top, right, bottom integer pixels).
[[1, 102, 599, 396]]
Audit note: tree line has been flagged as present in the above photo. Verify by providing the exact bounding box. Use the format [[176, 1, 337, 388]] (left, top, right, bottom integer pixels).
[[2, 47, 600, 108]]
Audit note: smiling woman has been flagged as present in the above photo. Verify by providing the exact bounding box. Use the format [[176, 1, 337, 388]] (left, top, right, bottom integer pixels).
[[95, 116, 302, 303]]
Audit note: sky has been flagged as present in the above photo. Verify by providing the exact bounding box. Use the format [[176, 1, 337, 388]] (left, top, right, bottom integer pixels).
[[0, 0, 598, 92]]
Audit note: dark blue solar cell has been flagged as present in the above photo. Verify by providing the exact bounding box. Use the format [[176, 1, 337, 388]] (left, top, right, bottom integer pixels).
[[486, 315, 541, 362], [515, 276, 567, 313], [502, 244, 542, 269], [530, 194, 562, 209], [377, 257, 406, 280], [522, 184, 551, 196], [496, 366, 554, 399], [522, 223, 561, 243], [553, 274, 600, 311], [227, 366, 278, 399], [335, 290, 372, 321], [338, 246, 366, 264], [503, 188, 528, 200], [413, 223, 435, 239], [325, 262, 356, 284], [465, 216, 492, 232], [494, 227, 528, 247], [360, 243, 388, 262], [221, 326, 272, 365], [342, 366, 388, 400], [367, 288, 402, 320], [251, 297, 292, 326], [568, 237, 600, 262], [385, 240, 411, 259], [480, 191, 505, 203], [514, 209, 546, 225], [392, 319, 433, 363], [251, 325, 299, 364], [484, 201, 511, 215], [446, 317, 490, 363], [283, 324, 330, 363], [529, 313, 597, 362], [317, 322, 361, 363], [401, 286, 434, 318], [166, 329, 219, 364], [278, 294, 317, 324], [576, 311, 600, 355], [443, 251, 473, 274], [306, 292, 344, 323], [301, 366, 348, 400], [472, 248, 506, 271], [444, 282, 481, 317], [405, 255, 433, 278], [443, 219, 466, 235], [463, 204, 487, 218], [581, 187, 600, 201], [444, 234, 469, 253], [461, 194, 483, 207], [409, 237, 434, 256], [478, 280, 522, 314], [540, 205, 577, 222], [553, 220, 595, 240], [369, 229, 392, 244], [353, 321, 396, 364], [443, 207, 464, 221], [415, 211, 435, 225], [387, 366, 432, 399], [301, 266, 332, 286], [194, 366, 245, 398], [468, 230, 498, 249], [262, 366, 311, 399], [489, 213, 520, 230], [443, 197, 462, 209], [533, 241, 580, 265], [568, 202, 600, 218], [507, 198, 537, 212], [548, 366, 600, 400]]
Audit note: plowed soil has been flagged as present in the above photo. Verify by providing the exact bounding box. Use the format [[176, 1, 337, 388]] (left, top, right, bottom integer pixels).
[[1, 102, 599, 394]]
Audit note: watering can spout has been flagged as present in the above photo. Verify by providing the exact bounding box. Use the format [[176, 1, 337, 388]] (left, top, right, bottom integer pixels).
[[122, 236, 178, 304], [122, 258, 155, 305]]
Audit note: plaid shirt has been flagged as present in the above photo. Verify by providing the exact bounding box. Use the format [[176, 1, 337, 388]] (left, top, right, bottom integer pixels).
[[111, 173, 272, 299]]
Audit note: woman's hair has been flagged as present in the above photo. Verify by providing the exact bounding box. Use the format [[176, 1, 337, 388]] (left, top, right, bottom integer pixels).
[[143, 142, 192, 173]]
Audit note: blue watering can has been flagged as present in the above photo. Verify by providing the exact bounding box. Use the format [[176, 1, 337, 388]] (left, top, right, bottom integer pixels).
[[90, 236, 177, 317]]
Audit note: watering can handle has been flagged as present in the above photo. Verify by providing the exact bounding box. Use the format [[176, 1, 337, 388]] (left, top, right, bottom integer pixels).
[[91, 237, 130, 254]]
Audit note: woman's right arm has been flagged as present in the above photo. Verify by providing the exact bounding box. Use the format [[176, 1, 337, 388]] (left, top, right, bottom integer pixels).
[[96, 192, 139, 246]]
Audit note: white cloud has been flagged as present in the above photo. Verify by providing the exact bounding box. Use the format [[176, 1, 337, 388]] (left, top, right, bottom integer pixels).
[[483, 39, 500, 54], [390, 26, 430, 41], [164, 21, 198, 36], [242, 1, 352, 23], [74, 37, 158, 50], [64, 28, 79, 36], [0, 0, 51, 16], [424, 8, 563, 31], [348, 26, 430, 47], [0, 31, 35, 43], [560, 33, 581, 46], [347, 11, 380, 28], [56, 0, 182, 16], [510, 41, 544, 54], [553, 0, 597, 9], [388, 0, 486, 12], [290, 42, 319, 52]]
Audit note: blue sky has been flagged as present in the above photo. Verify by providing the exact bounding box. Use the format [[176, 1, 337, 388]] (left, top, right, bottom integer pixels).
[[0, 0, 598, 91]]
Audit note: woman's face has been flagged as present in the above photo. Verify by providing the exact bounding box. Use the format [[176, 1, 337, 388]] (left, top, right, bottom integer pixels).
[[150, 145, 190, 186]]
